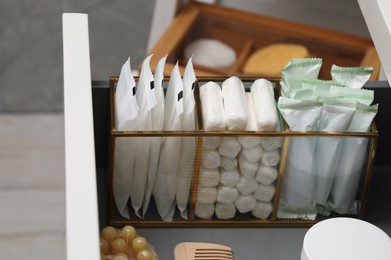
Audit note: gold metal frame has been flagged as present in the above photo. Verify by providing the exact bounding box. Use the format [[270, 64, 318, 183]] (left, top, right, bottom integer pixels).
[[107, 76, 378, 227]]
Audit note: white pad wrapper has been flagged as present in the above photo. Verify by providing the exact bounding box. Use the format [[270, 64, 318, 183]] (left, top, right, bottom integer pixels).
[[222, 76, 248, 130], [251, 79, 279, 131], [235, 195, 257, 213], [215, 203, 236, 220], [254, 183, 275, 202], [252, 201, 273, 220], [255, 163, 278, 185], [198, 167, 220, 187], [236, 177, 258, 196], [219, 168, 240, 188], [216, 185, 239, 204], [199, 81, 226, 131], [201, 149, 221, 169], [219, 137, 242, 158], [195, 202, 215, 219]]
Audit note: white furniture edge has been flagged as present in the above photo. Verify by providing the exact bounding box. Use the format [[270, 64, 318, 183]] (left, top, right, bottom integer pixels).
[[358, 0, 391, 83], [63, 13, 100, 260]]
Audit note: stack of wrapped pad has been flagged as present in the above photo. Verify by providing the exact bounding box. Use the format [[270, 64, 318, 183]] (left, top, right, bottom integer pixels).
[[196, 77, 282, 220]]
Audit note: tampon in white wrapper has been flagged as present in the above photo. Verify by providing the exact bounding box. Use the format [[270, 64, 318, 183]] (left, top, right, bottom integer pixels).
[[255, 163, 278, 185], [240, 144, 263, 162], [260, 137, 283, 152], [222, 76, 248, 130], [215, 203, 236, 219], [197, 186, 218, 204], [199, 81, 226, 131], [221, 156, 238, 170], [198, 167, 220, 187], [251, 79, 279, 131], [216, 185, 239, 204], [235, 195, 257, 213], [261, 150, 280, 167], [254, 183, 275, 202], [219, 137, 242, 158], [236, 177, 258, 196], [195, 202, 215, 219], [252, 201, 273, 220], [202, 136, 221, 150], [220, 168, 240, 188], [238, 154, 258, 179], [201, 149, 221, 169], [238, 93, 262, 149]]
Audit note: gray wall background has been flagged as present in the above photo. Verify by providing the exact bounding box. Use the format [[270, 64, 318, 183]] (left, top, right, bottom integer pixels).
[[0, 0, 369, 112]]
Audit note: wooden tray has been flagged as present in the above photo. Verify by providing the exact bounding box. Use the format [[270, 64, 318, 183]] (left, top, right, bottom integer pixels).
[[147, 2, 380, 80]]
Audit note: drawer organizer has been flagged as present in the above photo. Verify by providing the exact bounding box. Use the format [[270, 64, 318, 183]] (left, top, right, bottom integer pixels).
[[107, 77, 378, 227]]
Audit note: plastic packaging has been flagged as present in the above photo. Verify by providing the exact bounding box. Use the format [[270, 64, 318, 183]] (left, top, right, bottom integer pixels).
[[199, 81, 226, 131], [222, 76, 248, 130]]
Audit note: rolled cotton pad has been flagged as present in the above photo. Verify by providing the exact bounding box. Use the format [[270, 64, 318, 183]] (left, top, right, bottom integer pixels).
[[235, 195, 257, 213], [201, 149, 221, 169], [195, 202, 215, 219], [261, 150, 280, 167], [216, 185, 239, 204], [254, 183, 275, 202], [221, 156, 238, 170], [199, 81, 226, 131], [215, 203, 236, 219], [222, 76, 248, 131], [243, 43, 309, 77], [184, 38, 237, 69], [202, 136, 221, 150], [219, 137, 241, 158], [252, 201, 273, 220], [255, 163, 278, 185], [260, 137, 283, 152], [220, 168, 240, 188], [198, 167, 220, 187], [239, 154, 258, 179], [197, 186, 218, 204], [241, 144, 263, 162], [236, 177, 258, 196]]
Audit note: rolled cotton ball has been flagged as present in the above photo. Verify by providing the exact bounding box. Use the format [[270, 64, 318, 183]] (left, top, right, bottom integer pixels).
[[198, 167, 220, 187], [236, 177, 258, 196], [260, 137, 283, 152], [220, 168, 240, 188], [219, 137, 241, 158], [255, 163, 278, 185], [240, 144, 263, 162], [202, 136, 221, 150], [215, 203, 236, 220], [261, 150, 280, 167], [235, 195, 257, 213], [216, 185, 239, 204], [254, 183, 275, 202], [221, 156, 238, 170], [197, 186, 217, 204], [195, 202, 215, 219], [238, 136, 262, 149], [222, 76, 248, 131], [252, 201, 273, 220], [199, 81, 226, 131], [184, 38, 237, 69], [201, 149, 221, 169], [239, 154, 258, 179]]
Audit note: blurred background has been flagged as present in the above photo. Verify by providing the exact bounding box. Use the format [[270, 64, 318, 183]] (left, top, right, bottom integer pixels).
[[0, 0, 369, 111]]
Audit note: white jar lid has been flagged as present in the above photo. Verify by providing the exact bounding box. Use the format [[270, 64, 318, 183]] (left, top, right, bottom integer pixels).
[[301, 217, 391, 260]]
